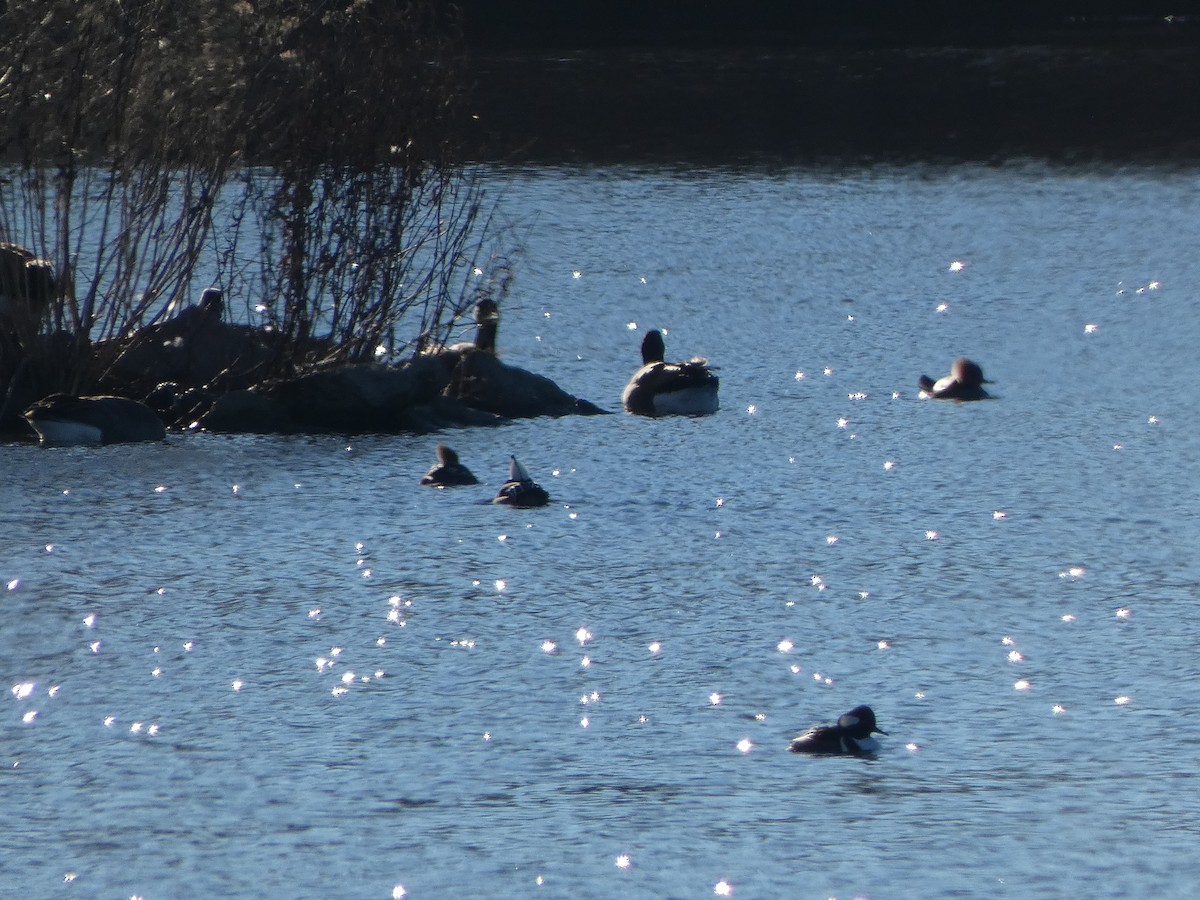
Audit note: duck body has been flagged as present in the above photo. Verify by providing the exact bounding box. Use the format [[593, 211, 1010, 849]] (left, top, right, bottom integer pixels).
[[493, 456, 550, 507], [23, 394, 167, 446], [420, 444, 479, 487], [622, 329, 719, 417], [789, 705, 887, 756], [918, 356, 991, 401]]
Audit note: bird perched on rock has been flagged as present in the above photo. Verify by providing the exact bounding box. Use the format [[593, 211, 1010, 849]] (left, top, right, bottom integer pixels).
[[23, 394, 166, 446]]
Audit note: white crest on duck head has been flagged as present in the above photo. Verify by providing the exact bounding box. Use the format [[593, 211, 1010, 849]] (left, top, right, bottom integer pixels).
[[508, 455, 532, 482]]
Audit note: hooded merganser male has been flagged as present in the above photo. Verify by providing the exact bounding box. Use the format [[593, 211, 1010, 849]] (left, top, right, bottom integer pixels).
[[622, 329, 719, 417], [23, 394, 167, 446], [419, 444, 479, 487], [918, 357, 992, 401], [789, 705, 887, 756], [492, 456, 550, 507]]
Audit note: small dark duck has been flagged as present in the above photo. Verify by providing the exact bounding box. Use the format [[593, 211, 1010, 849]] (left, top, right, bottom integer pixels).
[[419, 444, 479, 487], [492, 456, 550, 507], [918, 356, 992, 401], [23, 394, 167, 446], [622, 329, 719, 417], [789, 705, 887, 756]]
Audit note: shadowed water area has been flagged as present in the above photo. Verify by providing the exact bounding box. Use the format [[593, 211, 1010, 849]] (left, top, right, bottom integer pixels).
[[4, 20, 1200, 899], [467, 45, 1200, 166]]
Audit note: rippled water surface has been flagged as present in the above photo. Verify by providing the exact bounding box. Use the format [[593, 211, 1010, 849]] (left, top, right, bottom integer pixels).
[[4, 162, 1200, 898]]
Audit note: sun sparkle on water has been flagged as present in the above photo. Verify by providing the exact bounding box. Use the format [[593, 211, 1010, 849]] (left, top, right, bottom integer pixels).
[[12, 682, 35, 700]]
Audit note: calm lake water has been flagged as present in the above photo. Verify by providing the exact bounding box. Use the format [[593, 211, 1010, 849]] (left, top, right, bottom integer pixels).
[[4, 161, 1200, 898]]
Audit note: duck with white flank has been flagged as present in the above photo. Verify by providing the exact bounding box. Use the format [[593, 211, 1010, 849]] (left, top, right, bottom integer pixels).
[[918, 357, 992, 401], [419, 444, 479, 487], [23, 394, 166, 446], [789, 705, 888, 756], [622, 329, 719, 417], [492, 456, 550, 507]]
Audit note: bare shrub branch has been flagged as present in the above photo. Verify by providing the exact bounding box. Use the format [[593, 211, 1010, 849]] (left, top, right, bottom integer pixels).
[[1, 0, 497, 425]]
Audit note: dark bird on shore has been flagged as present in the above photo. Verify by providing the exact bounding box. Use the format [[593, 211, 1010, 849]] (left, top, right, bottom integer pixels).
[[0, 241, 56, 327], [622, 329, 719, 417], [492, 455, 550, 507], [419, 443, 479, 487], [918, 357, 992, 401], [23, 394, 167, 446], [789, 705, 887, 756], [472, 296, 499, 354]]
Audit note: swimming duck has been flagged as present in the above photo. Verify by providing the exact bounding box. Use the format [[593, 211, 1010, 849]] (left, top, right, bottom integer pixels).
[[23, 394, 167, 446], [788, 705, 887, 756], [419, 443, 479, 487], [918, 357, 992, 401], [622, 329, 719, 417], [492, 455, 550, 507]]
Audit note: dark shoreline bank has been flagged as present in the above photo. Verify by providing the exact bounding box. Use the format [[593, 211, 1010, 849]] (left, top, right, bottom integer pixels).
[[452, 1, 1194, 51], [464, 43, 1200, 166]]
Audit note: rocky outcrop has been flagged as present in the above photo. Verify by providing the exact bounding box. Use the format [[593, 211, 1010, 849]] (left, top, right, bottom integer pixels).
[[4, 284, 607, 438], [197, 346, 607, 435], [444, 347, 606, 418], [99, 292, 293, 398]]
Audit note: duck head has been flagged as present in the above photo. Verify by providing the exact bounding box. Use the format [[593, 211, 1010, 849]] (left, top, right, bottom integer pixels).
[[641, 329, 666, 365], [838, 705, 888, 738]]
